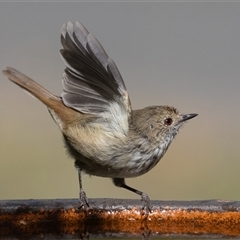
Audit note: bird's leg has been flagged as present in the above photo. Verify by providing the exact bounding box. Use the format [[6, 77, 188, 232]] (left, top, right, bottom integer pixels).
[[78, 169, 89, 208], [112, 178, 151, 214]]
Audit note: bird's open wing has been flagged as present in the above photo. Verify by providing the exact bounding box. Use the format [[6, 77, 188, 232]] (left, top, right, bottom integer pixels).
[[60, 21, 132, 133]]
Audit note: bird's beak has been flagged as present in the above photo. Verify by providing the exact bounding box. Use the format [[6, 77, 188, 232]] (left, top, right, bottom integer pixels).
[[180, 113, 198, 123]]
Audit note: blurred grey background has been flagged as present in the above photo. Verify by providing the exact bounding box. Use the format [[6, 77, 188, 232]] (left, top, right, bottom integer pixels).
[[1, 2, 240, 201]]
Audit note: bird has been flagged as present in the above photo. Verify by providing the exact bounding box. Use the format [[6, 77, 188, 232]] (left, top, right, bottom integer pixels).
[[3, 21, 197, 213]]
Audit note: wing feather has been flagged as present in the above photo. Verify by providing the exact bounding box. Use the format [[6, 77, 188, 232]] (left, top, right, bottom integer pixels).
[[60, 21, 132, 132]]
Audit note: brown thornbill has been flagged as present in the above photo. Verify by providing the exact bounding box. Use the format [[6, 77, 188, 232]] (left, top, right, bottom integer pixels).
[[3, 21, 197, 212]]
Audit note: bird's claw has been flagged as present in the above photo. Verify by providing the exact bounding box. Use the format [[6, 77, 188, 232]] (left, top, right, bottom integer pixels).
[[79, 189, 89, 209], [141, 193, 151, 215]]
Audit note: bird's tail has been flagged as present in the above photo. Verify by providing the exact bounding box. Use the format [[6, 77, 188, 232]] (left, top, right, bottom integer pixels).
[[3, 67, 78, 125], [3, 67, 60, 105]]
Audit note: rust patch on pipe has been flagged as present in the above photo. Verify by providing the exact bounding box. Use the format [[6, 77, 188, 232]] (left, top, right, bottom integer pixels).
[[0, 199, 239, 238]]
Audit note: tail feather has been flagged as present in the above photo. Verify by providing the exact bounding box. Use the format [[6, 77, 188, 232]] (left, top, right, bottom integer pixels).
[[3, 67, 80, 127], [3, 67, 59, 105]]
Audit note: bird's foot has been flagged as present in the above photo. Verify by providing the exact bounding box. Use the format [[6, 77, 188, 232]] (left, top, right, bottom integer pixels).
[[79, 188, 89, 209], [141, 193, 151, 215]]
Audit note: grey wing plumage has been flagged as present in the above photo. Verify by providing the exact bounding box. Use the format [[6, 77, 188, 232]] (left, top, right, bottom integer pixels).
[[60, 21, 132, 124]]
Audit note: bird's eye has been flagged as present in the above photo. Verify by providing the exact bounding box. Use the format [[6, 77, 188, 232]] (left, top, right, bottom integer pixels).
[[164, 118, 173, 126]]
